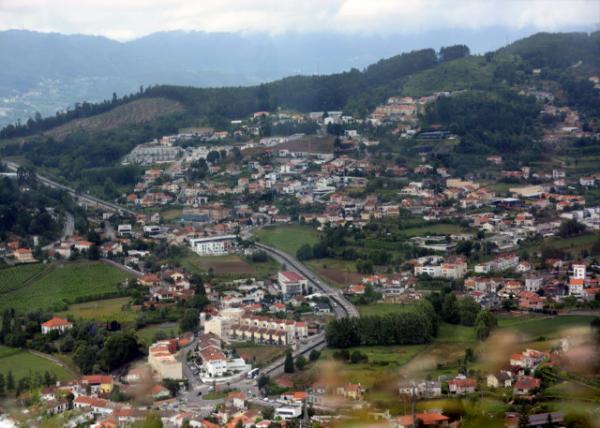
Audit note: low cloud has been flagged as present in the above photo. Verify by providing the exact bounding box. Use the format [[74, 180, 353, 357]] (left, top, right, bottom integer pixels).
[[0, 0, 597, 41]]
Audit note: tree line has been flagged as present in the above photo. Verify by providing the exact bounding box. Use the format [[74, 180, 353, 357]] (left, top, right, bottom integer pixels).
[[325, 301, 438, 348]]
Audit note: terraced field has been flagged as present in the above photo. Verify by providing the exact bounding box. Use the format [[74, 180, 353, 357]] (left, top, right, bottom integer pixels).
[[0, 263, 47, 294]]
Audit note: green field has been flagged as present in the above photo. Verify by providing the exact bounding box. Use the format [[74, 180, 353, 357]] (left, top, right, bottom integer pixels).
[[400, 223, 465, 237], [497, 314, 595, 339], [0, 261, 133, 312], [437, 322, 476, 342], [57, 297, 135, 323], [0, 345, 74, 381], [523, 232, 600, 257], [255, 224, 320, 255], [318, 345, 426, 389], [357, 303, 420, 317]]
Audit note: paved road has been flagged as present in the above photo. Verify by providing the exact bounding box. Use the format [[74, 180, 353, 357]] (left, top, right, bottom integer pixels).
[[255, 242, 359, 318], [29, 349, 78, 377], [100, 258, 143, 277], [42, 211, 74, 250], [2, 160, 135, 216]]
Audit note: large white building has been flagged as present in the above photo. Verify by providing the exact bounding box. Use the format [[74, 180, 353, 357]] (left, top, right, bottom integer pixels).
[[189, 235, 237, 256], [414, 256, 467, 279], [275, 405, 302, 420]]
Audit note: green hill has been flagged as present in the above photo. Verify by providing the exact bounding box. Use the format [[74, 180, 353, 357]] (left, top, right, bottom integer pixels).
[[0, 31, 598, 195]]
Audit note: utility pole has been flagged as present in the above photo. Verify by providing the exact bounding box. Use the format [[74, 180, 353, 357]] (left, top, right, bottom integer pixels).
[[411, 383, 417, 428]]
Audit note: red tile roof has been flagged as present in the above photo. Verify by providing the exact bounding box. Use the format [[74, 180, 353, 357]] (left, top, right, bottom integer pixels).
[[280, 271, 304, 282], [41, 317, 72, 328]]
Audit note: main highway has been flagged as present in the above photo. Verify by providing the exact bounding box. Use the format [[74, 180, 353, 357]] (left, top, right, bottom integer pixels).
[[1, 160, 135, 216], [254, 242, 359, 318], [0, 159, 359, 399]]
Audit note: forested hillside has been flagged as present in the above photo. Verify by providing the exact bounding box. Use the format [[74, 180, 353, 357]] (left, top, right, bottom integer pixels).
[[0, 31, 598, 194]]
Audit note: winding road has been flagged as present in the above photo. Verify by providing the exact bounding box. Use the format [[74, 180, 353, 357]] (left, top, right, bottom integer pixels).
[[2, 160, 135, 216], [42, 211, 74, 250], [1, 158, 360, 405], [254, 242, 359, 318]]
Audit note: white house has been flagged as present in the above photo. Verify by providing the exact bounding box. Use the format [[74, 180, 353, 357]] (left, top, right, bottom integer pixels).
[[41, 317, 73, 335]]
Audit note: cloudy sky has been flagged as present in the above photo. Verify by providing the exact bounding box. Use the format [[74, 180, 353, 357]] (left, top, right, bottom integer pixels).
[[1, 0, 598, 41]]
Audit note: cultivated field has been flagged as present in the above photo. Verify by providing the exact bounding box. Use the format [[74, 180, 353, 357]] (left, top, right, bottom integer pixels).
[[306, 258, 363, 288], [181, 254, 256, 276], [0, 261, 133, 312], [0, 263, 47, 294]]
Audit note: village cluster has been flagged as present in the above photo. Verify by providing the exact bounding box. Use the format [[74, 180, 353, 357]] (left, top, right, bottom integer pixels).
[[1, 77, 599, 428]]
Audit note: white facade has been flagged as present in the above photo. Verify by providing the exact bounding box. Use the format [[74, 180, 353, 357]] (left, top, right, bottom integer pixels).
[[189, 235, 237, 256], [205, 359, 227, 378], [572, 264, 586, 279], [525, 276, 544, 292], [415, 265, 441, 277], [275, 405, 302, 420]]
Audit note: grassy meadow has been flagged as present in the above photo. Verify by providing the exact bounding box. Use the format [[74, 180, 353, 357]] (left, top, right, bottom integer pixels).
[[255, 224, 320, 255]]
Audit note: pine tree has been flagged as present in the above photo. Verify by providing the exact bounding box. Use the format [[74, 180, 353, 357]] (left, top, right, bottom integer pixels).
[[0, 373, 5, 397], [518, 405, 530, 428], [6, 370, 14, 391], [284, 349, 295, 374]]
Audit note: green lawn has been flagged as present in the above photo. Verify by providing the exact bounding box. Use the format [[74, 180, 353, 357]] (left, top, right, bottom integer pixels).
[[255, 224, 320, 255], [0, 345, 73, 381], [57, 297, 135, 323], [136, 323, 178, 346], [0, 261, 133, 313]]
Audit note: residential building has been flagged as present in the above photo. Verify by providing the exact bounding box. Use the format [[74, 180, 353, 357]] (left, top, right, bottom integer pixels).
[[148, 340, 183, 380], [448, 376, 476, 395], [41, 317, 73, 335], [189, 235, 237, 256], [513, 376, 541, 396], [278, 271, 308, 299]]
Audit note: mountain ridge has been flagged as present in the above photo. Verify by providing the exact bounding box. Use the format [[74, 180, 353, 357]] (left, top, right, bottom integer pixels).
[[1, 26, 595, 126]]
